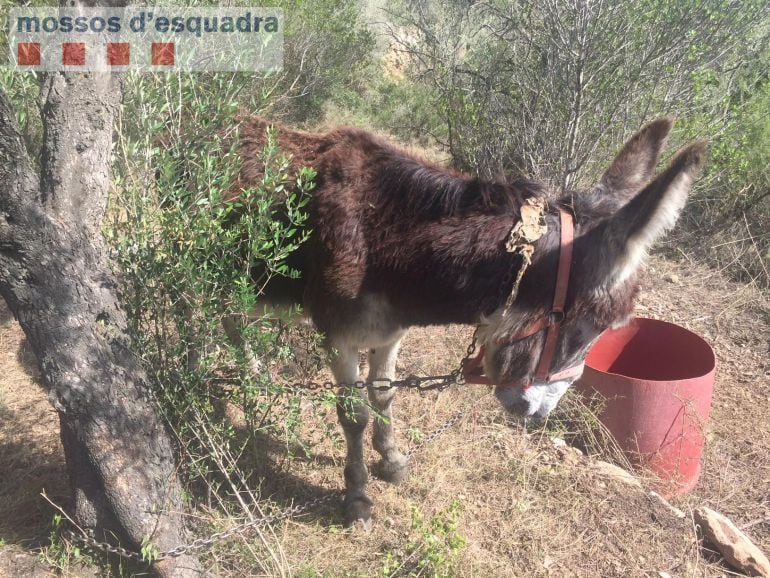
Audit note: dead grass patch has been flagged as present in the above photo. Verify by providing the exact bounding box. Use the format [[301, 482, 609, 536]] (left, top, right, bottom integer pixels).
[[0, 253, 768, 577], [0, 303, 68, 548]]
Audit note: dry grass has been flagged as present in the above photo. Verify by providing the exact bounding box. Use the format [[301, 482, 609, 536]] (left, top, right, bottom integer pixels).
[[0, 253, 769, 577], [676, 205, 770, 292], [0, 305, 68, 549]]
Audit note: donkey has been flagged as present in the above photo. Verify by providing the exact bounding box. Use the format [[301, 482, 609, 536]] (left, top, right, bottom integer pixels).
[[230, 116, 705, 526]]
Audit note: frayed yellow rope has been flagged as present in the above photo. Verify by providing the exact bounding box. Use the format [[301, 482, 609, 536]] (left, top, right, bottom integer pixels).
[[503, 197, 547, 315]]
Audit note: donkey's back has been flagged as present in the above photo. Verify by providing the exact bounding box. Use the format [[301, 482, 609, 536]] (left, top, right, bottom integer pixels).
[[235, 117, 529, 334]]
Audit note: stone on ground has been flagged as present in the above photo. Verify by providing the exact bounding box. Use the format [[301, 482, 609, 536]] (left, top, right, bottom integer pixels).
[[694, 506, 770, 577]]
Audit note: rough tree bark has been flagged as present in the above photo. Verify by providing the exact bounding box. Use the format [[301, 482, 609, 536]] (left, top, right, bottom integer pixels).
[[0, 44, 205, 578]]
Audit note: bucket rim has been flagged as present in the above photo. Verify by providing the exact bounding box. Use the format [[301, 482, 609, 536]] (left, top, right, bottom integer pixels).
[[584, 316, 717, 383]]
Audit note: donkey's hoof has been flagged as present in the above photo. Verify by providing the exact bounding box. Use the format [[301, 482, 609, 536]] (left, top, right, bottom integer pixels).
[[374, 454, 409, 484], [350, 516, 373, 533], [343, 494, 373, 528]]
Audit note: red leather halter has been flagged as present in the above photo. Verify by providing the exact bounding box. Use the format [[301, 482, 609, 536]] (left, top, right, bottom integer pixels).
[[461, 208, 583, 390]]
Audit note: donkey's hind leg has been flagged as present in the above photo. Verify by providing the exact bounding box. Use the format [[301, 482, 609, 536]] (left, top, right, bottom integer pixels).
[[333, 344, 372, 527], [368, 335, 409, 484]]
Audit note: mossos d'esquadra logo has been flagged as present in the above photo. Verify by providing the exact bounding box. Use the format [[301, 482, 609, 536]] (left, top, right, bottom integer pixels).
[[8, 6, 283, 71]]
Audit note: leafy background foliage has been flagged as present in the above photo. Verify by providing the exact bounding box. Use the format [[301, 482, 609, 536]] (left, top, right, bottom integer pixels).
[[374, 0, 770, 287]]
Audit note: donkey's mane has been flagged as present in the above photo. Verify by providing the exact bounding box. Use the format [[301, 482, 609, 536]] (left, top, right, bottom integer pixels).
[[238, 116, 548, 222], [368, 141, 546, 220]]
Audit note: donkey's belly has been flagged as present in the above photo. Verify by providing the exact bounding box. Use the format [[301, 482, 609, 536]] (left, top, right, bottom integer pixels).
[[308, 291, 406, 350]]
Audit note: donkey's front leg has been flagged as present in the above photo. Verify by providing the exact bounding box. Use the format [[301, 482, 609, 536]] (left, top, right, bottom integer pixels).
[[333, 345, 372, 526], [368, 336, 409, 484]]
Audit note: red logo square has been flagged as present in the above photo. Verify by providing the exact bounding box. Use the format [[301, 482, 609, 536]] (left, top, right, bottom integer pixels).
[[151, 42, 174, 66], [107, 43, 130, 66], [17, 43, 41, 66], [62, 42, 86, 66]]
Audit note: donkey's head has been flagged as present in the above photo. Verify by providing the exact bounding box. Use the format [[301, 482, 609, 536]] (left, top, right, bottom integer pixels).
[[477, 118, 706, 417]]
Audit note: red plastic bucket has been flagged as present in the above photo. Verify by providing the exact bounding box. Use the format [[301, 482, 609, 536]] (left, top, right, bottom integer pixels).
[[575, 317, 716, 495]]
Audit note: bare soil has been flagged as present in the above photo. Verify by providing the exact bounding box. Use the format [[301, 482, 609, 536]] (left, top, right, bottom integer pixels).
[[0, 253, 768, 577]]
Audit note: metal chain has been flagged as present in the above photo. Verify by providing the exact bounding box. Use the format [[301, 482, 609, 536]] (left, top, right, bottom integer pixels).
[[63, 342, 482, 563], [404, 407, 468, 459], [65, 490, 343, 562], [285, 369, 466, 395], [64, 531, 148, 562]]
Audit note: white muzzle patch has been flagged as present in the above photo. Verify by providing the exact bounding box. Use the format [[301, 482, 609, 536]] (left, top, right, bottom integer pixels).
[[495, 380, 572, 418]]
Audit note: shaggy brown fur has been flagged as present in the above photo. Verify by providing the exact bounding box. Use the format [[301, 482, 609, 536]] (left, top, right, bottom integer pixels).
[[229, 115, 706, 525], [238, 117, 553, 328]]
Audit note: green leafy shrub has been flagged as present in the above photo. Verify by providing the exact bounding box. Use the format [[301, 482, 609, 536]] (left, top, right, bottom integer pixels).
[[381, 500, 466, 577], [679, 41, 770, 286], [386, 0, 768, 186], [276, 0, 375, 122], [108, 71, 328, 518]]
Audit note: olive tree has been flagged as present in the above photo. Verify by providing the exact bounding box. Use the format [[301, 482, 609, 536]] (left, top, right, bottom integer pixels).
[[0, 18, 203, 578]]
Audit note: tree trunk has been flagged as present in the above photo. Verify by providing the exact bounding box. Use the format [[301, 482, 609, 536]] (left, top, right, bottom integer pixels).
[[0, 69, 204, 578]]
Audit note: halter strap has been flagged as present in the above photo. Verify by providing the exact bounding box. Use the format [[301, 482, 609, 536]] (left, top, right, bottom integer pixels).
[[462, 208, 581, 389], [533, 208, 574, 381]]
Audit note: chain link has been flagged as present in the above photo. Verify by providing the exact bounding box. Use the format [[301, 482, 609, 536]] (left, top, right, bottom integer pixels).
[[66, 490, 344, 562], [404, 408, 467, 459], [63, 341, 482, 563], [285, 370, 466, 395]]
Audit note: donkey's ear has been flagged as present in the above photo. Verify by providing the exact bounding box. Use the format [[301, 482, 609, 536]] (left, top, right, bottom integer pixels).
[[599, 117, 675, 203], [602, 141, 707, 285]]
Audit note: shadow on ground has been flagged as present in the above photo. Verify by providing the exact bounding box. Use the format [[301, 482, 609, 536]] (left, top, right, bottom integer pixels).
[[0, 409, 69, 547], [0, 299, 68, 548]]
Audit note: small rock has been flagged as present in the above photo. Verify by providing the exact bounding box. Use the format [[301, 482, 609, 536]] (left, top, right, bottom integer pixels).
[[658, 572, 672, 578], [650, 491, 686, 519], [591, 460, 642, 489], [663, 272, 680, 284], [694, 507, 770, 577], [550, 436, 567, 448]]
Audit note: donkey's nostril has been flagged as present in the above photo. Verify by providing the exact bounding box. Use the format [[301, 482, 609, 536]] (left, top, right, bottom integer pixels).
[[495, 385, 539, 417], [506, 400, 532, 416], [496, 391, 537, 416]]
